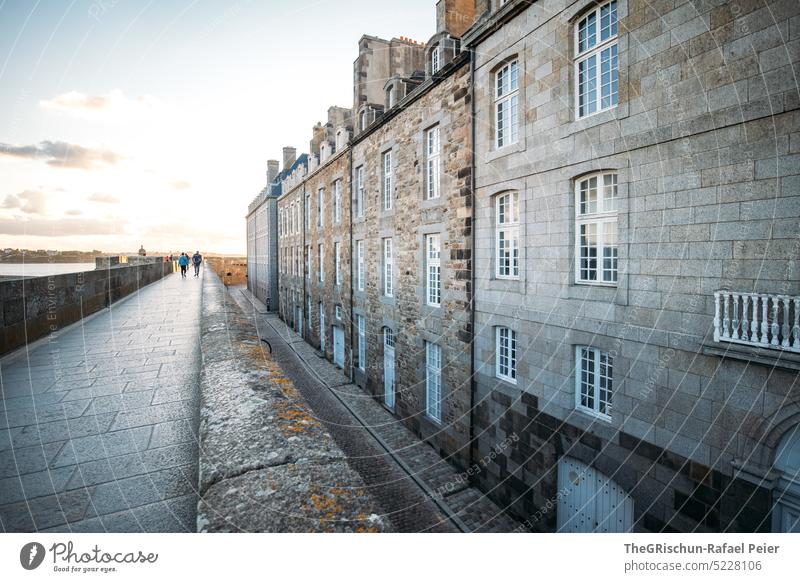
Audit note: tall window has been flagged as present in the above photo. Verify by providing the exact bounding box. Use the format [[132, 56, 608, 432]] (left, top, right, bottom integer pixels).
[[334, 242, 341, 285], [317, 188, 324, 227], [278, 210, 283, 236], [305, 194, 311, 230], [357, 240, 365, 292], [425, 341, 442, 422], [496, 192, 520, 279], [333, 179, 342, 223], [382, 151, 392, 211], [496, 327, 517, 383], [425, 234, 441, 307], [356, 314, 366, 371], [575, 346, 613, 419], [425, 126, 440, 200], [495, 59, 519, 148], [575, 172, 618, 284], [383, 237, 393, 297], [576, 0, 618, 118], [355, 166, 365, 218], [305, 245, 310, 279], [431, 45, 441, 74], [318, 244, 324, 282]]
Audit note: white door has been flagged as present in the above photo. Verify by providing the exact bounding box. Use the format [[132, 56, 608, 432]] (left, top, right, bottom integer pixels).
[[319, 306, 325, 353], [383, 329, 395, 408], [557, 457, 633, 533], [333, 326, 345, 368]]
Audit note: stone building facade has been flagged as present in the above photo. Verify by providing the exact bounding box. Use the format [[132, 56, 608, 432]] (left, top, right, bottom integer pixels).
[[249, 0, 800, 533], [464, 0, 800, 532]]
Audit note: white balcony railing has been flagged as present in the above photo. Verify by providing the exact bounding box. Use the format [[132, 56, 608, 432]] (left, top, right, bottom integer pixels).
[[714, 291, 800, 353]]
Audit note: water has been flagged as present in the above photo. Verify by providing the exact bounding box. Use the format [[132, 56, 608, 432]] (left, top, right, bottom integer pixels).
[[0, 263, 96, 278]]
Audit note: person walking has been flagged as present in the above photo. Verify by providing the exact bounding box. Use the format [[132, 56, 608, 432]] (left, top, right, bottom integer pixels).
[[178, 252, 189, 278], [192, 250, 203, 277]]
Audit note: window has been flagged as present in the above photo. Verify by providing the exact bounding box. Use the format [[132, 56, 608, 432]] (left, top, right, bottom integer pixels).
[[333, 179, 342, 223], [357, 240, 365, 292], [317, 188, 324, 227], [425, 126, 440, 200], [575, 346, 613, 419], [305, 245, 310, 279], [278, 210, 283, 236], [425, 234, 441, 306], [495, 192, 520, 279], [431, 45, 441, 74], [293, 203, 298, 234], [495, 59, 519, 148], [355, 166, 365, 218], [384, 327, 395, 348], [335, 304, 342, 320], [318, 244, 324, 282], [575, 0, 618, 118], [388, 86, 396, 108], [425, 341, 442, 422], [356, 314, 366, 371], [291, 246, 295, 276], [575, 172, 618, 284], [382, 152, 392, 211], [496, 327, 517, 383], [334, 242, 341, 285], [360, 109, 368, 131], [305, 194, 311, 230], [383, 237, 393, 297]]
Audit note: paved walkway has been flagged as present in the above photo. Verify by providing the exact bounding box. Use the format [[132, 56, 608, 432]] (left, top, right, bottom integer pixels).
[[0, 270, 203, 532]]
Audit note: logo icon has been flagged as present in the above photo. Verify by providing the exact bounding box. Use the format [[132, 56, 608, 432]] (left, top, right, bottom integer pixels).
[[20, 542, 46, 570]]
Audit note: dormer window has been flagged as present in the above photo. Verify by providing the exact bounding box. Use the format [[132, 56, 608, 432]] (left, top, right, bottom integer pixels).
[[388, 86, 396, 108], [360, 109, 368, 131]]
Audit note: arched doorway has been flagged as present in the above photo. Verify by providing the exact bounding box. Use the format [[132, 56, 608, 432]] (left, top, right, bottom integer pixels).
[[772, 427, 800, 532]]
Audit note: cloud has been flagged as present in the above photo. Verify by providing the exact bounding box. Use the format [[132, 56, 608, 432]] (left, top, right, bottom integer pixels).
[[65, 209, 82, 216], [0, 140, 122, 169], [40, 89, 159, 120], [1, 190, 47, 214], [0, 216, 127, 236], [170, 180, 191, 190], [88, 192, 120, 204]]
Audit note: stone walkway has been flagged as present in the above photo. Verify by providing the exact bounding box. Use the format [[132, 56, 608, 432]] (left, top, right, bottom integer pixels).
[[0, 270, 203, 532]]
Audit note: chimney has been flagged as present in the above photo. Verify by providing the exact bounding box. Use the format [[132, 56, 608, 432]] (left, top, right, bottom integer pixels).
[[309, 124, 325, 157], [282, 147, 296, 171], [266, 160, 279, 184]]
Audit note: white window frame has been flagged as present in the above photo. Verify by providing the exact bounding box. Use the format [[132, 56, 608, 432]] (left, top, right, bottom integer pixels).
[[431, 45, 441, 74], [575, 172, 618, 285], [357, 240, 365, 292], [356, 314, 366, 372], [355, 166, 365, 218], [317, 188, 324, 227], [425, 341, 442, 422], [383, 237, 393, 297], [318, 243, 324, 282], [425, 126, 440, 200], [574, 0, 619, 119], [382, 151, 392, 211], [494, 59, 519, 149], [425, 233, 441, 307], [333, 179, 342, 223], [495, 191, 520, 279], [496, 327, 517, 383], [575, 346, 613, 420], [335, 304, 342, 320], [334, 242, 341, 285], [305, 194, 311, 230]]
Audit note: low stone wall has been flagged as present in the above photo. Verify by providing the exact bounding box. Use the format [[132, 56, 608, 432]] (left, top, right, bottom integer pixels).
[[0, 259, 173, 355], [205, 256, 246, 287]]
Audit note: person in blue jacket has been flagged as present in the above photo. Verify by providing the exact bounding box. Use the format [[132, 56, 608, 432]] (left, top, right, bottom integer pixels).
[[178, 252, 189, 277]]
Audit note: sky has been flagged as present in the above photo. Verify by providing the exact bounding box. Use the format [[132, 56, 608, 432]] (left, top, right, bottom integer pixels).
[[0, 0, 434, 255]]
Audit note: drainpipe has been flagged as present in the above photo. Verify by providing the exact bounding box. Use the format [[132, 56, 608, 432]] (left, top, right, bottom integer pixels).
[[302, 180, 307, 340], [348, 145, 355, 384], [468, 45, 477, 476]]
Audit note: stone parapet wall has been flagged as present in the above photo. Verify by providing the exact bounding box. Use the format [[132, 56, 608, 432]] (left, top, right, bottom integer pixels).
[[0, 260, 173, 355]]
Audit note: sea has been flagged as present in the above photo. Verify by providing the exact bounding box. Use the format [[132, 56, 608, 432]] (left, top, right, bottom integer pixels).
[[0, 263, 96, 278]]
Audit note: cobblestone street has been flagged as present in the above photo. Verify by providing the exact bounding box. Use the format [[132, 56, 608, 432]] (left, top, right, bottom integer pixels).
[[0, 271, 203, 532]]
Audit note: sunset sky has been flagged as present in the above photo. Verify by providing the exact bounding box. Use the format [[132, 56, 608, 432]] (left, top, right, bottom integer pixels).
[[0, 0, 433, 255]]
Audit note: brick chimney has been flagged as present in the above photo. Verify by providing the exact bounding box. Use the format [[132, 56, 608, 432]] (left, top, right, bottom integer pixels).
[[267, 160, 279, 184], [282, 147, 296, 171], [436, 0, 477, 37]]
